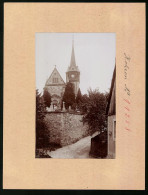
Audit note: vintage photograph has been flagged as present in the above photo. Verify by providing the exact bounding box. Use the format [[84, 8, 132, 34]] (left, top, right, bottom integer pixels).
[[35, 33, 116, 159]]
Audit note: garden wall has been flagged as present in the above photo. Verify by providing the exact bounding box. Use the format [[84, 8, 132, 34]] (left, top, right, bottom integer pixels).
[[44, 112, 89, 146]]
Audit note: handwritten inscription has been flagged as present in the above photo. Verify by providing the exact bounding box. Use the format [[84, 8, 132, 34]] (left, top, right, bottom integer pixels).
[[125, 84, 130, 96], [124, 53, 131, 131]]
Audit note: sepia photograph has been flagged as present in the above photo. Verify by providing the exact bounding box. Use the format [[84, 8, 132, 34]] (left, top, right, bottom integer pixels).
[[35, 33, 116, 159], [3, 2, 145, 190]]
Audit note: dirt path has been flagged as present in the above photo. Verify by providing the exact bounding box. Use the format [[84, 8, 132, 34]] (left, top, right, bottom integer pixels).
[[48, 136, 92, 159]]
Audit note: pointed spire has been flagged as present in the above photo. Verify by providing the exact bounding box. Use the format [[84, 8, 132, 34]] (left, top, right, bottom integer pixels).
[[67, 35, 79, 72], [70, 34, 76, 67]]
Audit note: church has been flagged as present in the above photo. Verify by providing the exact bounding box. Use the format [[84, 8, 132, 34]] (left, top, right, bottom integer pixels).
[[44, 41, 80, 109]]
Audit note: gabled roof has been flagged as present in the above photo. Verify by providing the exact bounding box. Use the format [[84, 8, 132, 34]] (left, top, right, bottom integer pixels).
[[106, 65, 116, 115], [45, 67, 65, 86]]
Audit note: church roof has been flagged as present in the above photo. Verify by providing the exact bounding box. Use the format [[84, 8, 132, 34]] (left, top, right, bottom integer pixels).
[[67, 40, 80, 72], [45, 66, 65, 86]]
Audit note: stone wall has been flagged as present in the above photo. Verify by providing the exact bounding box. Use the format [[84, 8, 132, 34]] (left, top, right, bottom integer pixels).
[[44, 112, 89, 146]]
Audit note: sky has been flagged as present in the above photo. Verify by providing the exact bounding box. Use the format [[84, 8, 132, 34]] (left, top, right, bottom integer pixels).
[[36, 33, 116, 95]]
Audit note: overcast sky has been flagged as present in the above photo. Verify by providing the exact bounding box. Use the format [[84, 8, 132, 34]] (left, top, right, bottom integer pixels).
[[36, 33, 116, 95]]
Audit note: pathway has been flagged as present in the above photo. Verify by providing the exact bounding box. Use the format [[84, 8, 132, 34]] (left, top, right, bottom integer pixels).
[[48, 136, 92, 159]]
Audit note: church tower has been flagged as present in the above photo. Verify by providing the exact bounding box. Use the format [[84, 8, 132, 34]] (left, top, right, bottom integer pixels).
[[66, 39, 80, 96]]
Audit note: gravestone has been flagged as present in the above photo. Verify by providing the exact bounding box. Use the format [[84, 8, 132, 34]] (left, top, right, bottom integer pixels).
[[48, 102, 54, 112], [62, 101, 66, 112]]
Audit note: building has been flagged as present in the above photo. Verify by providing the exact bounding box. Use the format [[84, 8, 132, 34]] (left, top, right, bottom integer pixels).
[[44, 40, 80, 109], [66, 40, 80, 96], [106, 66, 116, 159], [44, 67, 66, 109]]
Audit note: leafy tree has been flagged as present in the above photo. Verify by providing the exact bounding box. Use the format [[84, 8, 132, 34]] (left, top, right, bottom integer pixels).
[[36, 89, 46, 120], [36, 89, 49, 149], [80, 88, 108, 135], [76, 88, 82, 105], [43, 89, 51, 107], [62, 82, 76, 109], [79, 94, 89, 113]]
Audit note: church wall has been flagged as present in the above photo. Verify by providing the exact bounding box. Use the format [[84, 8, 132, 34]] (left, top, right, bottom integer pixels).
[[45, 85, 65, 107], [44, 112, 89, 146], [45, 85, 65, 97]]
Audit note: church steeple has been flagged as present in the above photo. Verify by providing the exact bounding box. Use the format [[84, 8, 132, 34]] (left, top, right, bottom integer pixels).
[[67, 37, 79, 72], [66, 36, 80, 96], [70, 37, 76, 67]]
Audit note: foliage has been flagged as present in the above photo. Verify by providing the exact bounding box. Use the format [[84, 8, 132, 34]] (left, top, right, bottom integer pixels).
[[43, 89, 51, 107], [62, 82, 76, 109], [36, 89, 49, 149], [76, 88, 82, 103], [36, 149, 51, 158], [79, 88, 109, 135], [76, 88, 82, 109]]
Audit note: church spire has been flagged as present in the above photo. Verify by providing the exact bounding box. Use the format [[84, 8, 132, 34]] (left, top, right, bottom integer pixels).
[[66, 35, 80, 96], [70, 35, 76, 67], [67, 35, 79, 72]]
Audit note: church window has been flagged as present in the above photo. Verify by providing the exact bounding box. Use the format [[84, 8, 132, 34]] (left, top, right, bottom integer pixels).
[[53, 78, 58, 83]]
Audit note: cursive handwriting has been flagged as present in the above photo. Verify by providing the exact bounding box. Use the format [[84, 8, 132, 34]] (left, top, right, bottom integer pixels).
[[124, 53, 131, 80], [124, 53, 131, 131], [125, 84, 130, 96]]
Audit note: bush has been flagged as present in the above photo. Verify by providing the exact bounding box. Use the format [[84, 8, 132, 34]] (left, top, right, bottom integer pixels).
[[43, 89, 51, 107], [79, 88, 108, 135], [36, 89, 50, 149], [62, 82, 76, 109]]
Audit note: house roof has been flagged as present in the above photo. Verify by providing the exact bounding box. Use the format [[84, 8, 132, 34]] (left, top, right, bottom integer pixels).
[[106, 65, 116, 115]]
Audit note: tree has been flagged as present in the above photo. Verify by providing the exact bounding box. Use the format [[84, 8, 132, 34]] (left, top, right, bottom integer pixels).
[[80, 88, 108, 135], [79, 94, 89, 113], [62, 82, 75, 109], [43, 89, 51, 107], [36, 89, 46, 120], [36, 89, 49, 149], [76, 88, 82, 104]]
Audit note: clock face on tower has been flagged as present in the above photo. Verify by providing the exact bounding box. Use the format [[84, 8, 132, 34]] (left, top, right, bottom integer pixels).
[[68, 72, 79, 82]]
